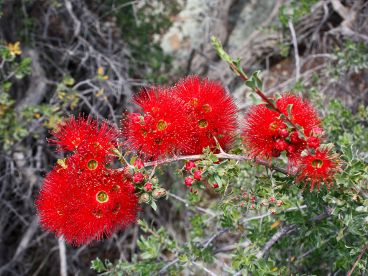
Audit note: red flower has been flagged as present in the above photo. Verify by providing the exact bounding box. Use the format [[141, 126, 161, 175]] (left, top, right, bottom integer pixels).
[[296, 146, 341, 191], [36, 167, 138, 245], [122, 87, 195, 160], [174, 76, 238, 154], [242, 94, 321, 163], [49, 116, 119, 154]]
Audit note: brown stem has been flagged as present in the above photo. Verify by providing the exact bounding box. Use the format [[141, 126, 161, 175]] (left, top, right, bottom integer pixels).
[[347, 243, 368, 276], [229, 62, 299, 130]]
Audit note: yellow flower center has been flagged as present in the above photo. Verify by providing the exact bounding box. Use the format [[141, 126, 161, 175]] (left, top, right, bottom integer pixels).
[[198, 119, 208, 128], [312, 159, 323, 169], [156, 120, 168, 131], [87, 159, 98, 170], [96, 191, 109, 203]]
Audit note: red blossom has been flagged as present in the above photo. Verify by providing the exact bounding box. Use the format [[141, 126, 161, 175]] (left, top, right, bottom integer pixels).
[[49, 116, 119, 155], [174, 76, 238, 154], [242, 94, 321, 165], [36, 168, 138, 245], [213, 183, 219, 189], [122, 87, 195, 160], [296, 146, 341, 191]]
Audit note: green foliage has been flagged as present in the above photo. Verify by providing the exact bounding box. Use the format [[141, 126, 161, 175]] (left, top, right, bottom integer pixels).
[[0, 41, 62, 151], [279, 0, 319, 26]]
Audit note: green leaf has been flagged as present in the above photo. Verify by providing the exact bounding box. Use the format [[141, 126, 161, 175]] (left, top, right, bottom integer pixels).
[[245, 70, 263, 90], [91, 258, 107, 273]]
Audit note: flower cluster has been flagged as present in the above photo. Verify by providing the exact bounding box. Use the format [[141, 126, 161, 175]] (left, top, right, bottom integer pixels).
[[242, 94, 341, 190], [36, 116, 138, 245], [123, 76, 238, 160]]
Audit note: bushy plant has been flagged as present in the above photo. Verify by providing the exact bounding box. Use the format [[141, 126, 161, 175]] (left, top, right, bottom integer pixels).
[[33, 35, 368, 275]]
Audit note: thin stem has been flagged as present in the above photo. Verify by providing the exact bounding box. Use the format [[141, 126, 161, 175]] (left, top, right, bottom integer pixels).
[[143, 152, 288, 175], [347, 243, 368, 276]]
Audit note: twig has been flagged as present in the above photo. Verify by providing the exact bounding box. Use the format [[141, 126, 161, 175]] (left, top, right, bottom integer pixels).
[[58, 237, 68, 276], [143, 152, 288, 175], [288, 19, 300, 82], [347, 243, 368, 276], [240, 205, 307, 224], [256, 224, 298, 259], [192, 261, 217, 276], [168, 192, 219, 217], [158, 258, 179, 275]]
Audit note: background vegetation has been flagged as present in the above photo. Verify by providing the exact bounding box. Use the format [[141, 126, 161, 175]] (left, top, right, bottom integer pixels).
[[0, 0, 367, 275]]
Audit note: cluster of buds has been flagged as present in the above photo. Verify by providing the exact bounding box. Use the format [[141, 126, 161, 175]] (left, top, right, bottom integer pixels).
[[124, 158, 167, 206], [238, 192, 284, 214]]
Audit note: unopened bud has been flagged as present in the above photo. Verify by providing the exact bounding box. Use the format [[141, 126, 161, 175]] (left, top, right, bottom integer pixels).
[[152, 188, 167, 199], [139, 193, 150, 204]]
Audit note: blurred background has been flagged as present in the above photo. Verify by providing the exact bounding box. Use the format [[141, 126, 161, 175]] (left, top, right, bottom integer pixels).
[[0, 0, 367, 275]]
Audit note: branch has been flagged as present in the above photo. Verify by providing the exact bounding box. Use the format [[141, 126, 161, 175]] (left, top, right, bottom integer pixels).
[[256, 224, 298, 259], [288, 19, 300, 82], [58, 237, 68, 276], [347, 243, 368, 276], [144, 152, 288, 175]]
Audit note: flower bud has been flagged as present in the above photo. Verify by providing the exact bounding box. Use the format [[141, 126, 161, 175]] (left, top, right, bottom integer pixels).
[[133, 172, 144, 183], [134, 158, 144, 169], [193, 170, 202, 181], [307, 136, 320, 149], [275, 139, 288, 151], [213, 183, 219, 189], [139, 193, 150, 204], [278, 128, 289, 138], [152, 188, 167, 199], [185, 160, 196, 171], [290, 131, 299, 144], [143, 182, 153, 192], [184, 177, 194, 187]]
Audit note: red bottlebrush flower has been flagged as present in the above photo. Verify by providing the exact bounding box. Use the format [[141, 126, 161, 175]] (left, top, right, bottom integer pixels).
[[134, 159, 144, 169], [193, 170, 202, 181], [185, 160, 196, 171], [296, 146, 341, 191], [49, 116, 119, 154], [133, 172, 144, 183], [242, 94, 321, 161], [36, 168, 138, 245], [122, 87, 195, 160], [174, 76, 238, 154], [77, 120, 120, 157], [184, 177, 194, 187]]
